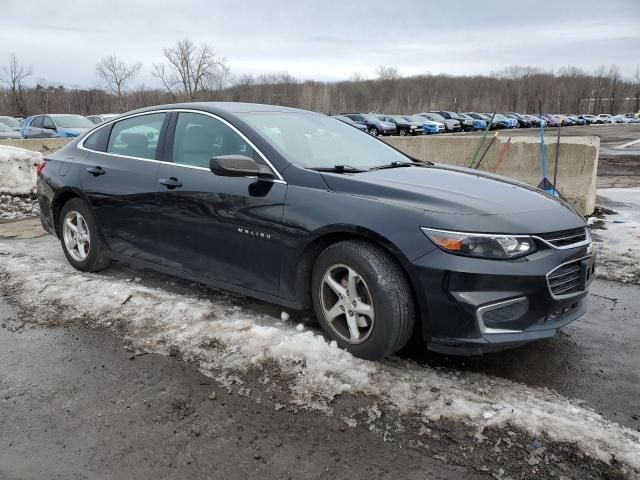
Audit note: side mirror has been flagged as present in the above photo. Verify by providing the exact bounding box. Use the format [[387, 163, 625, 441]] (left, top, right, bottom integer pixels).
[[210, 155, 274, 179]]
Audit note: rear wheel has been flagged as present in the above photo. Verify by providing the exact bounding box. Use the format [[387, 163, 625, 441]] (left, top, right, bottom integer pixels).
[[59, 198, 110, 272], [311, 240, 415, 360]]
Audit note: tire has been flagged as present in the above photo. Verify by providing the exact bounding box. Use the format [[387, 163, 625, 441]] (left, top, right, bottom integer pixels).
[[59, 198, 111, 272], [311, 240, 415, 360], [399, 128, 408, 136], [368, 127, 379, 136]]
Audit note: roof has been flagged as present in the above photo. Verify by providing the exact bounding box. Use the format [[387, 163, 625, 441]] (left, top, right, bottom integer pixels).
[[126, 102, 312, 116]]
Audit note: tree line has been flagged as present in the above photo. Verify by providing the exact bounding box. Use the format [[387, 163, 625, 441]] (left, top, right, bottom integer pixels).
[[1, 39, 639, 118]]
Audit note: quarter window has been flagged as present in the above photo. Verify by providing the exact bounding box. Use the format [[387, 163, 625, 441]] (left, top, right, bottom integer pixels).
[[107, 113, 166, 160], [172, 112, 260, 168], [83, 125, 111, 152]]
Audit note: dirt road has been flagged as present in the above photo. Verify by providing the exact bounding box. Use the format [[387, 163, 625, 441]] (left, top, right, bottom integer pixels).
[[1, 218, 638, 479]]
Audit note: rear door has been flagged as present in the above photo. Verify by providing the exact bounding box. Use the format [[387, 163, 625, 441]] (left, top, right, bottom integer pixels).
[[80, 112, 168, 262], [152, 111, 287, 295]]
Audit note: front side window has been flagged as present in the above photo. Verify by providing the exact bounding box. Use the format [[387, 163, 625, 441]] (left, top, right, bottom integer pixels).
[[239, 112, 413, 170], [107, 113, 165, 160], [42, 117, 55, 129], [172, 112, 259, 168]]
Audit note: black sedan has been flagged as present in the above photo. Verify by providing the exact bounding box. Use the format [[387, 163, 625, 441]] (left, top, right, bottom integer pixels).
[[37, 102, 596, 359]]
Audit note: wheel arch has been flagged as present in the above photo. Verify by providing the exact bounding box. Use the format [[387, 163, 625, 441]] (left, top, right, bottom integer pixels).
[[51, 188, 89, 237], [292, 226, 424, 315]]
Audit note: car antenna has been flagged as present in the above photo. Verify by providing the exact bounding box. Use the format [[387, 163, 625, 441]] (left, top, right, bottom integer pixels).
[[467, 112, 495, 168]]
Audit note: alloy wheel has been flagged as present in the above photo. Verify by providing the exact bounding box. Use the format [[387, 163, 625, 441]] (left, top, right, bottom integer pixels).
[[62, 210, 91, 262], [319, 264, 375, 344]]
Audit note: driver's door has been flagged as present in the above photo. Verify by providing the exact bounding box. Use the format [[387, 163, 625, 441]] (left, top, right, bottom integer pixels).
[[153, 111, 287, 295]]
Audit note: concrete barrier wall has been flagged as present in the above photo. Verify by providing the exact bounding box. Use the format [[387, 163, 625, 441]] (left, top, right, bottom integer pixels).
[[2, 135, 599, 215], [384, 135, 599, 215], [0, 138, 71, 154]]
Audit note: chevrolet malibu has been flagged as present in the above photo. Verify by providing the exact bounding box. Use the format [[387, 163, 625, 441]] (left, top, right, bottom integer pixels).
[[36, 103, 596, 360]]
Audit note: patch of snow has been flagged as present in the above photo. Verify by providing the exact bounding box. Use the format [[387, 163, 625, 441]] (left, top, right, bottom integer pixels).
[[592, 188, 640, 284], [1, 236, 639, 473], [0, 146, 41, 195]]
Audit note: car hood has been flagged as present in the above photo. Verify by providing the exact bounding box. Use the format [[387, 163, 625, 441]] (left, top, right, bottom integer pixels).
[[321, 164, 585, 233]]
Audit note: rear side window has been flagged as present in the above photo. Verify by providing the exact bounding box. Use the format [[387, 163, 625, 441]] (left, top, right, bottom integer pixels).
[[171, 112, 259, 168], [31, 116, 44, 128], [83, 126, 111, 152], [107, 113, 166, 160]]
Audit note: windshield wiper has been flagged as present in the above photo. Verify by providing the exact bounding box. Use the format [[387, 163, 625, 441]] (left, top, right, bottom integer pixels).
[[307, 165, 367, 173], [368, 162, 416, 171]]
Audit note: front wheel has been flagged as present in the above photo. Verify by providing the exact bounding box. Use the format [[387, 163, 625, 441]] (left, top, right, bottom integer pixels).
[[59, 198, 111, 272], [368, 127, 379, 136], [399, 128, 408, 136], [311, 240, 415, 360]]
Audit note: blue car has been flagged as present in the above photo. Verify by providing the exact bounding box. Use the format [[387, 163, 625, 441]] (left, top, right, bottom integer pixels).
[[341, 113, 396, 136], [20, 114, 94, 139], [405, 115, 444, 134], [457, 113, 486, 130]]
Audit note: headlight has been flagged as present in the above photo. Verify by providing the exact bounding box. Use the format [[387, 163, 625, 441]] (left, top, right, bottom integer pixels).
[[421, 228, 537, 259]]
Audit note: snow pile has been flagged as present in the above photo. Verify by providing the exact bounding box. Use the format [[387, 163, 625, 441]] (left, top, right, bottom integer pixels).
[[0, 193, 40, 220], [591, 188, 640, 284], [0, 145, 42, 195], [0, 237, 639, 474]]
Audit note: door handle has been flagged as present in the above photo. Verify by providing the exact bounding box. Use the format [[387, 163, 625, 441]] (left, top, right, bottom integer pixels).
[[86, 166, 105, 176], [158, 177, 182, 189]]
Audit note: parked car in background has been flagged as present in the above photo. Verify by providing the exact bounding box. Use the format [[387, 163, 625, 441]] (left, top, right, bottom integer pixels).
[[578, 114, 600, 125], [417, 112, 461, 132], [504, 113, 532, 128], [597, 114, 615, 124], [332, 115, 369, 132], [87, 114, 119, 125], [457, 113, 486, 130], [431, 111, 475, 132], [623, 113, 640, 124], [466, 112, 500, 130], [0, 115, 22, 131], [554, 114, 575, 126], [20, 114, 95, 139], [612, 115, 629, 124], [376, 115, 424, 136], [520, 114, 543, 127], [342, 113, 396, 136], [541, 114, 560, 127], [404, 115, 444, 134], [0, 122, 22, 139], [491, 114, 517, 129], [37, 102, 596, 359]]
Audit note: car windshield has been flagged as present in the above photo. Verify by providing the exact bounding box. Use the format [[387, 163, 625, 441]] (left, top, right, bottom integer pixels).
[[52, 115, 94, 128], [404, 116, 420, 122], [426, 113, 445, 122], [0, 117, 20, 129], [362, 114, 382, 122], [238, 112, 413, 170], [448, 112, 462, 120]]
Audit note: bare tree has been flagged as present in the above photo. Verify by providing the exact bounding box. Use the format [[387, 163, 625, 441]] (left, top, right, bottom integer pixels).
[[375, 66, 400, 81], [0, 53, 32, 116], [96, 56, 141, 112], [152, 39, 229, 100]]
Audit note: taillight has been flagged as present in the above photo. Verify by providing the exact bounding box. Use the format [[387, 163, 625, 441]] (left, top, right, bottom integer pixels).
[[36, 159, 46, 176]]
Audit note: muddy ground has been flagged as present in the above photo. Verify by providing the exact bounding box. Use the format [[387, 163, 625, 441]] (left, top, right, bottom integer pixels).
[[0, 220, 638, 479]]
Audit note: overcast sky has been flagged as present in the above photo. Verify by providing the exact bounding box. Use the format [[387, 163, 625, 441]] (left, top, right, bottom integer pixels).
[[1, 0, 639, 88]]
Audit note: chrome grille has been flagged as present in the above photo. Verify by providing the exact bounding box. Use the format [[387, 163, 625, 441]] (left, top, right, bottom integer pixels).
[[538, 227, 588, 248], [547, 261, 582, 296]]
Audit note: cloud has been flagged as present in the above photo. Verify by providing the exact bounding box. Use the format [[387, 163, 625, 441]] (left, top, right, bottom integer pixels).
[[0, 0, 638, 87]]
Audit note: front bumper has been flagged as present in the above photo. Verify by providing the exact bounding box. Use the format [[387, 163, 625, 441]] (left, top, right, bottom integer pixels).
[[410, 243, 595, 355]]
